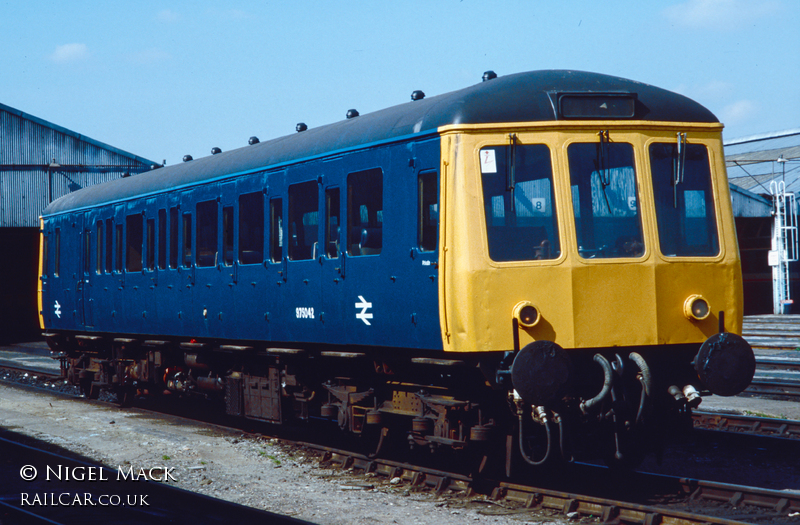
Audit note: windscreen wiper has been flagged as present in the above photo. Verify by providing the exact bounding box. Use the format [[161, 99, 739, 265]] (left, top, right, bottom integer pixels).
[[597, 130, 612, 213], [673, 132, 687, 208]]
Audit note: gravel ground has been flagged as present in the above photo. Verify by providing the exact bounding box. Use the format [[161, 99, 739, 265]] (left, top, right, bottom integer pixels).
[[0, 382, 572, 525]]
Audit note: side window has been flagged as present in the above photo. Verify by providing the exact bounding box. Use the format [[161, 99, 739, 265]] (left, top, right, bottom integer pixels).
[[54, 227, 61, 277], [182, 213, 192, 267], [480, 144, 560, 261], [270, 198, 283, 263], [105, 219, 113, 273], [196, 200, 218, 267], [169, 207, 179, 269], [223, 206, 234, 266], [158, 209, 167, 270], [239, 192, 264, 264], [126, 214, 143, 272], [83, 228, 91, 274], [325, 188, 340, 258], [96, 220, 103, 274], [347, 168, 383, 256], [42, 229, 49, 277], [114, 223, 123, 272], [418, 171, 438, 252], [288, 181, 318, 261], [146, 218, 155, 271]]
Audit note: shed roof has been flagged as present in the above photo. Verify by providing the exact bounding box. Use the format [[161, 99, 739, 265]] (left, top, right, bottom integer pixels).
[[0, 101, 157, 168], [725, 129, 800, 194]]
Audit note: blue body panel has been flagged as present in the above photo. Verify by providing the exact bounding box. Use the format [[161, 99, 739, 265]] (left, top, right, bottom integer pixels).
[[41, 137, 443, 351]]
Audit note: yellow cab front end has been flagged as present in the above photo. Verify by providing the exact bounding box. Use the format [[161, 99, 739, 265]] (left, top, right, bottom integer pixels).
[[438, 120, 754, 403]]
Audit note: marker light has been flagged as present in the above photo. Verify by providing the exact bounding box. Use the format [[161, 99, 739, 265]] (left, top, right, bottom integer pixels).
[[513, 301, 540, 328], [684, 295, 710, 321]]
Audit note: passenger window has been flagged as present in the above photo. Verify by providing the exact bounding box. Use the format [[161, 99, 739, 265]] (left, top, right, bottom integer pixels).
[[96, 221, 103, 274], [169, 207, 179, 269], [182, 213, 192, 267], [223, 206, 234, 266], [54, 228, 60, 277], [115, 224, 123, 272], [650, 143, 719, 256], [347, 168, 383, 256], [126, 214, 143, 272], [105, 219, 113, 273], [568, 142, 643, 259], [270, 198, 283, 263], [196, 200, 218, 267], [84, 228, 91, 274], [146, 218, 155, 271], [288, 181, 318, 261], [325, 188, 340, 258], [239, 192, 264, 264], [418, 171, 438, 252], [480, 144, 560, 261], [42, 230, 49, 277], [158, 209, 167, 270]]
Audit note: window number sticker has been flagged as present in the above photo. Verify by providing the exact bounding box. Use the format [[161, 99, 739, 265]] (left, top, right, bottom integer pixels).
[[628, 197, 637, 211], [532, 198, 546, 213], [480, 150, 497, 174]]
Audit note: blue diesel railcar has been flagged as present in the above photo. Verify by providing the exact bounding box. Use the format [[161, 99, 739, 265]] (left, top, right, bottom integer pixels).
[[39, 70, 755, 467]]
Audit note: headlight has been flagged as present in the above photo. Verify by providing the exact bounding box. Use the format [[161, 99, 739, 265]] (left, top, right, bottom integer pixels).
[[513, 301, 540, 327], [684, 294, 710, 321]]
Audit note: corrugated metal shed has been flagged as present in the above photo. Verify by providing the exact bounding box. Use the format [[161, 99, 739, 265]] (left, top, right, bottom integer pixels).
[[725, 129, 800, 194], [729, 183, 772, 217], [0, 102, 157, 227]]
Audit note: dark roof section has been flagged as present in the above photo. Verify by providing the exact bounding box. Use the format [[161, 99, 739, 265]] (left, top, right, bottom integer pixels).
[[43, 70, 718, 216]]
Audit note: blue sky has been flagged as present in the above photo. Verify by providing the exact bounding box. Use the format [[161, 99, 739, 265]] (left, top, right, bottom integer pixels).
[[1, 0, 797, 165]]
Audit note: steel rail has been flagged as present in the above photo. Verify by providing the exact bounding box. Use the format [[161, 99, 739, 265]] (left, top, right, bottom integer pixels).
[[745, 379, 800, 398], [693, 410, 800, 439], [299, 442, 799, 525]]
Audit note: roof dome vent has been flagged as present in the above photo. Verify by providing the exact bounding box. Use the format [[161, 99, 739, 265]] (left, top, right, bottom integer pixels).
[[248, 136, 260, 145], [482, 70, 497, 82], [411, 90, 425, 101], [183, 155, 193, 162], [296, 122, 308, 132], [346, 109, 359, 119], [211, 147, 222, 155]]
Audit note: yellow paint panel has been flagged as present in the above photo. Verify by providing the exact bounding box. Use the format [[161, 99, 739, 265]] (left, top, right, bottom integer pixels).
[[438, 122, 743, 353]]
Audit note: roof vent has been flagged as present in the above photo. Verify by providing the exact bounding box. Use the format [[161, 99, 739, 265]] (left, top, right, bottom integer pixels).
[[346, 109, 359, 119], [150, 164, 162, 170], [183, 155, 193, 162], [482, 70, 497, 82], [211, 147, 222, 155], [296, 122, 308, 132], [248, 136, 260, 145], [411, 90, 425, 101]]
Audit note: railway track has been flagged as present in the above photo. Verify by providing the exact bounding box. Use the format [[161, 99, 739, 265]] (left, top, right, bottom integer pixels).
[[1, 362, 799, 525], [306, 442, 800, 524], [693, 410, 800, 439]]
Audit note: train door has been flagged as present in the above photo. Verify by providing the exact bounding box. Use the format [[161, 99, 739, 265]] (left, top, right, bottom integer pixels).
[[279, 170, 323, 343], [74, 212, 88, 328], [80, 209, 103, 328], [190, 184, 223, 338], [319, 158, 345, 343], [233, 174, 270, 341], [337, 165, 389, 346], [122, 203, 148, 334], [265, 172, 287, 341], [46, 213, 81, 330]]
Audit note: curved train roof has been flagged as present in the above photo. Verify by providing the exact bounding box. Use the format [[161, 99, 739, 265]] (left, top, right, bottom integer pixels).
[[43, 69, 718, 216]]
